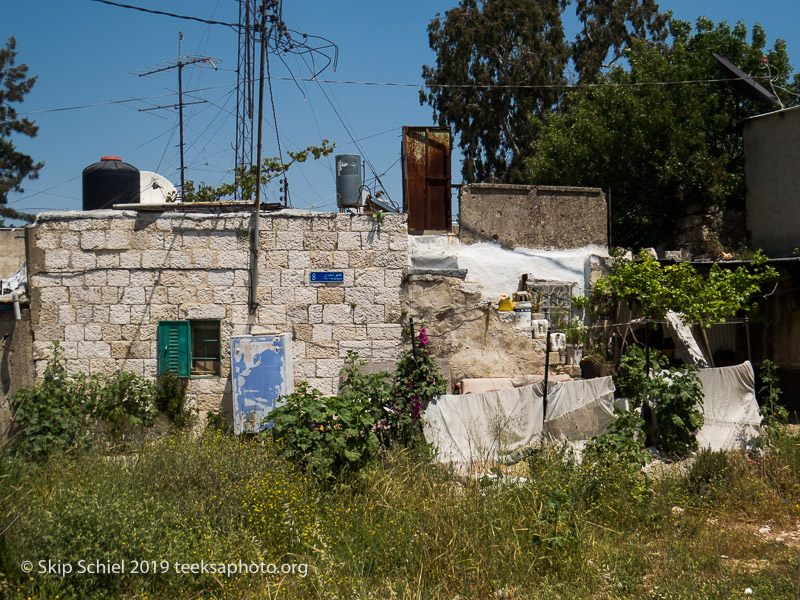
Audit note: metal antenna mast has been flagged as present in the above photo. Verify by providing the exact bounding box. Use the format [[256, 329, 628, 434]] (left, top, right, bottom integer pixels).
[[136, 32, 218, 195], [235, 0, 257, 199]]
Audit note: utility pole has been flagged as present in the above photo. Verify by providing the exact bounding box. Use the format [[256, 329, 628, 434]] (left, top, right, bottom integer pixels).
[[249, 1, 268, 311], [136, 32, 218, 196]]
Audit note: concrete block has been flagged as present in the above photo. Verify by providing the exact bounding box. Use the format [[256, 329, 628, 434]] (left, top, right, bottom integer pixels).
[[119, 252, 142, 268], [80, 230, 105, 249], [40, 287, 69, 304], [208, 269, 235, 287], [59, 305, 76, 324], [167, 251, 191, 269], [355, 270, 384, 288], [96, 253, 120, 268], [287, 305, 308, 323], [317, 286, 344, 304], [304, 232, 337, 251], [372, 251, 407, 269], [65, 324, 85, 342], [331, 324, 367, 341], [142, 250, 168, 269], [323, 304, 353, 324], [339, 340, 370, 357], [276, 232, 304, 250], [287, 250, 311, 268], [312, 324, 332, 341], [84, 324, 103, 341], [208, 231, 238, 252], [264, 251, 289, 269], [44, 249, 70, 269], [106, 269, 130, 286], [375, 288, 402, 305], [79, 340, 111, 358], [106, 230, 131, 249], [337, 232, 361, 250], [293, 324, 313, 342], [362, 230, 389, 250], [354, 305, 385, 324], [315, 357, 343, 377], [128, 305, 151, 323], [258, 304, 287, 325], [309, 251, 334, 268], [70, 251, 97, 270], [121, 287, 146, 305], [345, 287, 375, 306], [130, 271, 158, 287], [367, 324, 402, 341]]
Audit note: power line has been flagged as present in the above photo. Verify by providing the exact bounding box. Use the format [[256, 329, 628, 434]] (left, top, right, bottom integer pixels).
[[88, 0, 239, 30]]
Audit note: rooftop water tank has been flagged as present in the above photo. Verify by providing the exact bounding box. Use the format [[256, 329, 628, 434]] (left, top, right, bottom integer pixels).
[[82, 156, 140, 210], [335, 154, 362, 208]]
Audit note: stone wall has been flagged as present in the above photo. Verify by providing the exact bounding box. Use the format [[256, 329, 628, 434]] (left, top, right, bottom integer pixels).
[[0, 228, 26, 279], [404, 273, 550, 382], [25, 209, 408, 416], [0, 308, 33, 440], [458, 184, 607, 251]]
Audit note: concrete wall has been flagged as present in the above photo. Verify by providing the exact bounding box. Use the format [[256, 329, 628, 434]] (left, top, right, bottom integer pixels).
[[0, 228, 26, 279], [24, 209, 408, 417], [744, 107, 800, 257], [0, 308, 33, 440], [458, 184, 607, 251]]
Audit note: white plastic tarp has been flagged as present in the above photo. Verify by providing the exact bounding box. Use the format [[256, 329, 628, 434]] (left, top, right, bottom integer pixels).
[[423, 384, 544, 466], [695, 361, 761, 451], [423, 376, 618, 467], [543, 377, 617, 441]]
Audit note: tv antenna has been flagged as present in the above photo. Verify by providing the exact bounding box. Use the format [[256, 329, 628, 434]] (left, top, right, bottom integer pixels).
[[135, 32, 219, 194]]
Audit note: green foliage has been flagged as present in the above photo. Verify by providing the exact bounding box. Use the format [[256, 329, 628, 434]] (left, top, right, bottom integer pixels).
[[759, 359, 787, 430], [582, 409, 652, 519], [155, 371, 194, 428], [528, 18, 800, 247], [268, 352, 389, 480], [686, 448, 730, 502], [180, 141, 335, 202], [391, 326, 447, 441], [8, 344, 158, 460], [421, 1, 670, 183], [0, 36, 43, 222], [614, 345, 669, 404], [589, 249, 777, 324], [649, 365, 705, 456], [421, 0, 569, 182]]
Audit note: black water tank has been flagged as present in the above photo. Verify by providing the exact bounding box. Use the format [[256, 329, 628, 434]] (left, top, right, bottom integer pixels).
[[82, 156, 140, 210]]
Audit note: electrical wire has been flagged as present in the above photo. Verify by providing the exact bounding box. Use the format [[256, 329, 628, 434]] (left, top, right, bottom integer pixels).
[[88, 0, 239, 30]]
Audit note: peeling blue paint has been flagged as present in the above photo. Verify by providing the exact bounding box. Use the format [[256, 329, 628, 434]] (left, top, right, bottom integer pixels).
[[231, 334, 294, 434]]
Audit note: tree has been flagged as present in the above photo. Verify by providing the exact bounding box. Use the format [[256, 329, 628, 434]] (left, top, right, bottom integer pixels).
[[0, 36, 42, 223], [420, 0, 670, 183], [527, 18, 800, 248], [421, 0, 569, 183], [570, 0, 669, 81]]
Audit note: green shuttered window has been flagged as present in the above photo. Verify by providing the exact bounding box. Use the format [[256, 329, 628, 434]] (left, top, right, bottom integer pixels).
[[158, 320, 220, 377]]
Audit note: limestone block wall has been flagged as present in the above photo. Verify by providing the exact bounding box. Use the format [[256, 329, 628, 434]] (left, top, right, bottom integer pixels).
[[459, 183, 607, 251], [25, 209, 408, 414]]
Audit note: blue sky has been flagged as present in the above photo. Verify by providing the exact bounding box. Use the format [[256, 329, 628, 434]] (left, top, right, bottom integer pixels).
[[3, 1, 799, 223]]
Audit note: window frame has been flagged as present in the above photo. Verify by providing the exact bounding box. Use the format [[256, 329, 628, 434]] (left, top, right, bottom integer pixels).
[[157, 319, 221, 378]]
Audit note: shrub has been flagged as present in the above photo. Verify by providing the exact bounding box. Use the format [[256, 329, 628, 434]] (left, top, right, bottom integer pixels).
[[391, 326, 446, 442], [614, 344, 668, 404], [8, 343, 158, 460], [268, 352, 389, 480], [649, 365, 705, 456], [759, 359, 787, 431], [155, 370, 193, 427], [686, 448, 730, 503]]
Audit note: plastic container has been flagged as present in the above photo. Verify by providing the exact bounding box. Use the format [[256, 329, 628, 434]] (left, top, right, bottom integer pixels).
[[514, 301, 532, 327], [498, 295, 515, 311]]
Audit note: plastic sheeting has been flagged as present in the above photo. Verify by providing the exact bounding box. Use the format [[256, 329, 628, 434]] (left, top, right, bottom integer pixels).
[[544, 377, 617, 441], [695, 361, 761, 451], [423, 384, 544, 466], [423, 377, 617, 467]]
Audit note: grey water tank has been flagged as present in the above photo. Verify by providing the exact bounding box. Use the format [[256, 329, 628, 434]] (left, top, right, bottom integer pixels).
[[335, 154, 362, 207], [82, 156, 140, 210]]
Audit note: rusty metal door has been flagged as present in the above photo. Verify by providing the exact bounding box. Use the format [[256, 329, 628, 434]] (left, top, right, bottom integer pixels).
[[231, 334, 294, 434], [402, 126, 452, 231]]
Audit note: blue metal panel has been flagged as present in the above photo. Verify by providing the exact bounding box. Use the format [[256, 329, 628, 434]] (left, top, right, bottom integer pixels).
[[231, 334, 294, 434]]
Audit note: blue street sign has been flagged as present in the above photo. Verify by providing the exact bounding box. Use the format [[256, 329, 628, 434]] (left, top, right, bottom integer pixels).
[[309, 271, 344, 283]]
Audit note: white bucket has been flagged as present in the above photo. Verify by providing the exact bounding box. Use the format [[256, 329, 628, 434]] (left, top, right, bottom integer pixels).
[[514, 301, 532, 327]]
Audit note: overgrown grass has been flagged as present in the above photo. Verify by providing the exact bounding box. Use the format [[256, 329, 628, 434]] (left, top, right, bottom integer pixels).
[[2, 430, 800, 599]]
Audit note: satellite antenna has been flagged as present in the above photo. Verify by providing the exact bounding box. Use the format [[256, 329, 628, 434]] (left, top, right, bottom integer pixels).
[[140, 171, 178, 204], [713, 53, 783, 108]]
